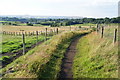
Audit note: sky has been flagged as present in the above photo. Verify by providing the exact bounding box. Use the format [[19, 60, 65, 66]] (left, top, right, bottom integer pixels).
[[0, 0, 119, 18]]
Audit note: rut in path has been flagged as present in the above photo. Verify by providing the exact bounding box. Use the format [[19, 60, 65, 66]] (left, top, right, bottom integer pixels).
[[58, 34, 87, 79]]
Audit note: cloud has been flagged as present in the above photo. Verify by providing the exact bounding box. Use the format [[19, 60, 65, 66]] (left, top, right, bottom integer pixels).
[[0, 0, 119, 17]]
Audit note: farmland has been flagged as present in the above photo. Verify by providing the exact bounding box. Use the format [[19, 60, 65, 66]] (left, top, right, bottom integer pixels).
[[1, 32, 46, 67], [1, 30, 91, 78], [0, 17, 119, 79], [1, 24, 90, 68]]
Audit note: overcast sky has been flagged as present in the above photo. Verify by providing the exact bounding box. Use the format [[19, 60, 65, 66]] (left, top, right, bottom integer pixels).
[[0, 0, 119, 18]]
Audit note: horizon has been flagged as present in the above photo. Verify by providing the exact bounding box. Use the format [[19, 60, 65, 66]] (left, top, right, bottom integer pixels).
[[0, 14, 118, 19], [0, 0, 119, 18]]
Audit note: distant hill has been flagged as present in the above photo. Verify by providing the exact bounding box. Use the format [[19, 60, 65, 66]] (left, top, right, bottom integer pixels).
[[0, 15, 83, 19]]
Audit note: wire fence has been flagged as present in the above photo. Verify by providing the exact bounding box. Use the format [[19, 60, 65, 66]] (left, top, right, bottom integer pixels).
[[1, 26, 91, 68], [96, 24, 118, 43]]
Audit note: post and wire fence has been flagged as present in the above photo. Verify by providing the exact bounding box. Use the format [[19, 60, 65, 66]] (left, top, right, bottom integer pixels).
[[2, 28, 61, 55], [96, 24, 118, 44]]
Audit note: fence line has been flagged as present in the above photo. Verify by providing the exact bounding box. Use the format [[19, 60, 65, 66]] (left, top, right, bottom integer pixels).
[[2, 26, 93, 55], [97, 24, 118, 44]]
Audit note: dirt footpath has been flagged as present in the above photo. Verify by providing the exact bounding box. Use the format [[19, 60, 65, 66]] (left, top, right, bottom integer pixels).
[[58, 34, 87, 79]]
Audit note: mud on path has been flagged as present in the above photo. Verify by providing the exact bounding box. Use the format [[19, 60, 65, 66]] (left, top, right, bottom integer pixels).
[[58, 34, 87, 79]]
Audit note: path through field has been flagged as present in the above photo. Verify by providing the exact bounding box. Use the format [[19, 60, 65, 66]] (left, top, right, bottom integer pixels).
[[58, 34, 87, 79]]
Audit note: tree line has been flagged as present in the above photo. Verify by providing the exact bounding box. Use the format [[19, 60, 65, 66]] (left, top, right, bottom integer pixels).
[[0, 17, 119, 27]]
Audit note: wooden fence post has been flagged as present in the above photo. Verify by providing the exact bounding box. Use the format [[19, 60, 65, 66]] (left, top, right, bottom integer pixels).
[[51, 29, 53, 36], [36, 31, 38, 45], [15, 32, 17, 36], [113, 28, 117, 43], [19, 32, 21, 36], [54, 28, 56, 35], [6, 31, 8, 35], [45, 28, 47, 41], [56, 28, 58, 34], [41, 31, 43, 35], [96, 24, 99, 32], [3, 31, 5, 35], [20, 30, 25, 55], [24, 32, 27, 36], [38, 31, 40, 35], [9, 32, 10, 35], [32, 31, 34, 36], [70, 26, 71, 31], [8, 32, 9, 35], [28, 32, 30, 36], [101, 26, 104, 38], [4, 31, 6, 35], [13, 32, 15, 36]]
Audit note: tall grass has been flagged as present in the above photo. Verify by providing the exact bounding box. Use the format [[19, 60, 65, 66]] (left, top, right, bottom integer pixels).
[[73, 30, 118, 78], [2, 30, 91, 78]]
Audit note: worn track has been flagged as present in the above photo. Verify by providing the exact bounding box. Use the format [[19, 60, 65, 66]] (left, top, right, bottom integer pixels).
[[58, 34, 88, 79]]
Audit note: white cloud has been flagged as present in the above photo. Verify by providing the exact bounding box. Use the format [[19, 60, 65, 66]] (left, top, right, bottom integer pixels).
[[0, 0, 119, 17]]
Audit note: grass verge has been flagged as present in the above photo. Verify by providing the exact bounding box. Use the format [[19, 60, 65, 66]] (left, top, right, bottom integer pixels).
[[73, 31, 118, 78]]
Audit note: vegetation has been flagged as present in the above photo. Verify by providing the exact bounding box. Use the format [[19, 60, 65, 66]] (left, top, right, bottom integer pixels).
[[1, 17, 120, 27], [2, 35, 46, 54], [1, 30, 91, 78], [1, 16, 118, 78], [73, 26, 118, 78], [1, 34, 53, 65]]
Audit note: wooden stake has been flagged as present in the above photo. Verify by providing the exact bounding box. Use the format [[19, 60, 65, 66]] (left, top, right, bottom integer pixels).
[[36, 31, 38, 45], [101, 26, 104, 38], [45, 28, 47, 41], [114, 28, 117, 43]]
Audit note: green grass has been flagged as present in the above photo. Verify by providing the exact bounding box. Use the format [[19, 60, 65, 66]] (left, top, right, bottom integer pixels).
[[0, 21, 12, 22], [1, 34, 52, 65], [0, 56, 10, 61], [73, 26, 118, 78], [2, 35, 46, 54], [1, 30, 91, 78], [71, 23, 96, 27]]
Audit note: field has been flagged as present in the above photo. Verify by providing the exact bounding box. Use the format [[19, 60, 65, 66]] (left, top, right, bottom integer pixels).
[[1, 25, 91, 67], [1, 23, 119, 79], [2, 23, 95, 32], [1, 30, 91, 78], [1, 34, 48, 67]]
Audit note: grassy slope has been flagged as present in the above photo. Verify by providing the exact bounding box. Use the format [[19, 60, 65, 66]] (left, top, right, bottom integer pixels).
[[73, 29, 118, 78], [2, 30, 91, 78]]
